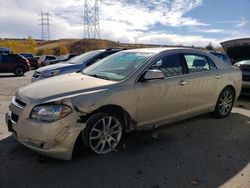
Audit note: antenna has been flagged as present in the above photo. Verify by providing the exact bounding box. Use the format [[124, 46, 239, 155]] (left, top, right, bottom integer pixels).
[[83, 0, 101, 39], [39, 11, 51, 40]]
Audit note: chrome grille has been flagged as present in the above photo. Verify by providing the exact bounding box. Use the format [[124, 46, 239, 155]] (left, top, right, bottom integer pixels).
[[12, 97, 25, 109], [15, 98, 26, 107]]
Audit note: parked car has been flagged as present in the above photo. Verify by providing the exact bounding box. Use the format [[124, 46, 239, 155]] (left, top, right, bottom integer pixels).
[[49, 54, 78, 65], [234, 60, 250, 94], [32, 48, 123, 82], [221, 38, 250, 94], [6, 48, 242, 160], [0, 47, 12, 55], [19, 53, 39, 69], [209, 51, 231, 64], [38, 55, 56, 67], [34, 56, 40, 60], [0, 54, 30, 76]]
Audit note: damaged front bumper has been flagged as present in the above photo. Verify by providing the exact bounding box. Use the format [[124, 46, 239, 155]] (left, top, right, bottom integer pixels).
[[5, 97, 86, 160]]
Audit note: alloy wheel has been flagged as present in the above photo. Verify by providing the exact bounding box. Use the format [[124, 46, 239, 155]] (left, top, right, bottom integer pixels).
[[89, 116, 122, 154], [218, 90, 233, 116]]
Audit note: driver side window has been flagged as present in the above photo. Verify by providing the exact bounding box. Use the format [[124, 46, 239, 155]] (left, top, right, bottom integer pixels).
[[150, 54, 183, 77]]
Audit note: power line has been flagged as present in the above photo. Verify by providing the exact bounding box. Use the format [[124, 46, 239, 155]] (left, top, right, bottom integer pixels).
[[39, 11, 51, 40], [83, 0, 101, 39]]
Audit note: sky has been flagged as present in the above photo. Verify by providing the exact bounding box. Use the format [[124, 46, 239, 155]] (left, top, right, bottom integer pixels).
[[0, 0, 249, 47]]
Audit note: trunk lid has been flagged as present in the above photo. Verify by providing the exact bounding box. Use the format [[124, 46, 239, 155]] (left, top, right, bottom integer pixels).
[[220, 38, 250, 63]]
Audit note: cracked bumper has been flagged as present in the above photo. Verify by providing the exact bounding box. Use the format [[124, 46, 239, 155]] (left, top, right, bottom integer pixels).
[[6, 102, 86, 160]]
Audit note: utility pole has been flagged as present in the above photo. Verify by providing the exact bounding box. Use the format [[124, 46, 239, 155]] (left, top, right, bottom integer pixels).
[[39, 11, 51, 40], [83, 0, 101, 39]]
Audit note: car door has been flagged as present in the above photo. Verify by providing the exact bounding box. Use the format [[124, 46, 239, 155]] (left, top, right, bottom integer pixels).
[[45, 56, 55, 65], [182, 53, 218, 113], [0, 55, 3, 72], [45, 56, 52, 65], [134, 53, 189, 126], [1, 55, 17, 72]]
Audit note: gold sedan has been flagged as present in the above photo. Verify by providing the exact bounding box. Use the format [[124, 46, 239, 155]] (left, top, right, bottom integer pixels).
[[6, 48, 242, 160]]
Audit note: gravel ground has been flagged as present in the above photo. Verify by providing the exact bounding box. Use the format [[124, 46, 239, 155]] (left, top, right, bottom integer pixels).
[[0, 71, 249, 188]]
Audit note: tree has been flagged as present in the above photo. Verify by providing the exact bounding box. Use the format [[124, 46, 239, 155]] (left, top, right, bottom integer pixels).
[[43, 48, 54, 55], [27, 36, 37, 54], [0, 37, 38, 54], [59, 46, 69, 55], [36, 49, 45, 56], [205, 42, 214, 51]]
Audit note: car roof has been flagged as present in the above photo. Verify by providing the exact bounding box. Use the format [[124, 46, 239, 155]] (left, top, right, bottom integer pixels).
[[209, 51, 226, 55], [94, 48, 124, 53], [0, 47, 11, 50], [123, 47, 192, 54]]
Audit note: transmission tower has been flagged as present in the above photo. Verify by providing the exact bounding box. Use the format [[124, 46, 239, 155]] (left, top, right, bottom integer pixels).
[[83, 0, 101, 39], [39, 11, 51, 40]]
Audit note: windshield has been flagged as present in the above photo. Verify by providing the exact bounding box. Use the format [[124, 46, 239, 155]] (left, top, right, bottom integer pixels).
[[20, 53, 33, 58], [211, 52, 229, 62], [68, 51, 100, 64], [82, 51, 153, 81]]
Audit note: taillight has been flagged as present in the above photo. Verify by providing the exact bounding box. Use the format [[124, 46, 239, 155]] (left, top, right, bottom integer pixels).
[[24, 58, 30, 66]]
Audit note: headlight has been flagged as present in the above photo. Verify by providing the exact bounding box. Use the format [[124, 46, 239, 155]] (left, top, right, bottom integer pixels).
[[42, 70, 60, 78], [30, 104, 71, 122]]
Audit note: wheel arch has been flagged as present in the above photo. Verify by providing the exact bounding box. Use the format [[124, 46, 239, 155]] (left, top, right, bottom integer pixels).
[[79, 104, 136, 132], [13, 66, 25, 76], [224, 85, 236, 98]]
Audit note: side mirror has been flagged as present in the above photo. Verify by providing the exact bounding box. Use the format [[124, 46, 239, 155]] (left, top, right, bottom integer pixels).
[[143, 69, 165, 80]]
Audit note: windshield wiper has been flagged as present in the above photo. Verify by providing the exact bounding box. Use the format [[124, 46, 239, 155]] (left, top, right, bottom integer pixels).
[[88, 74, 110, 80]]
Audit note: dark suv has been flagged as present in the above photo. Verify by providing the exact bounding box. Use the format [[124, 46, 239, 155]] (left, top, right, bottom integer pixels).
[[0, 54, 30, 76], [20, 53, 39, 69]]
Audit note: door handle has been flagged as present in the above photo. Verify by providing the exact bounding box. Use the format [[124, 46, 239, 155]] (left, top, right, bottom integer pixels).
[[215, 75, 221, 79], [178, 80, 187, 86]]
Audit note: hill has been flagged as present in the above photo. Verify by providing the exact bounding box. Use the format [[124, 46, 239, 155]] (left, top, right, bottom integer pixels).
[[1, 38, 214, 56]]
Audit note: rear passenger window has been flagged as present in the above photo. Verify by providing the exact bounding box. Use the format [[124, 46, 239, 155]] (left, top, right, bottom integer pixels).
[[151, 54, 183, 77], [207, 57, 217, 69], [2, 55, 16, 63], [47, 56, 55, 60], [184, 54, 212, 73]]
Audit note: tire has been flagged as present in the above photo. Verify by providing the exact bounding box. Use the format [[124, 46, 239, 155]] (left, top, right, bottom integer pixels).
[[81, 113, 123, 154], [213, 87, 235, 118], [14, 67, 25, 76]]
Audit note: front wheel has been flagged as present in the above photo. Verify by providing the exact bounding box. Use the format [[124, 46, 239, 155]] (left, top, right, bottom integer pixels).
[[14, 67, 25, 76], [82, 113, 123, 154], [213, 87, 235, 118]]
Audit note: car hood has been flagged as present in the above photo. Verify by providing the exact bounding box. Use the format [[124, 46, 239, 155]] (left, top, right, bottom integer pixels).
[[18, 73, 117, 102], [36, 63, 77, 73], [221, 38, 250, 62]]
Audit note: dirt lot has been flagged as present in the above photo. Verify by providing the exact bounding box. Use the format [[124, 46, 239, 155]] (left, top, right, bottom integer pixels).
[[0, 71, 249, 188]]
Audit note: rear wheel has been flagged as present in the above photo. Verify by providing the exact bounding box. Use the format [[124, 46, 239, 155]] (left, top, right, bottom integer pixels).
[[82, 113, 123, 154], [213, 87, 235, 118], [14, 67, 25, 76]]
